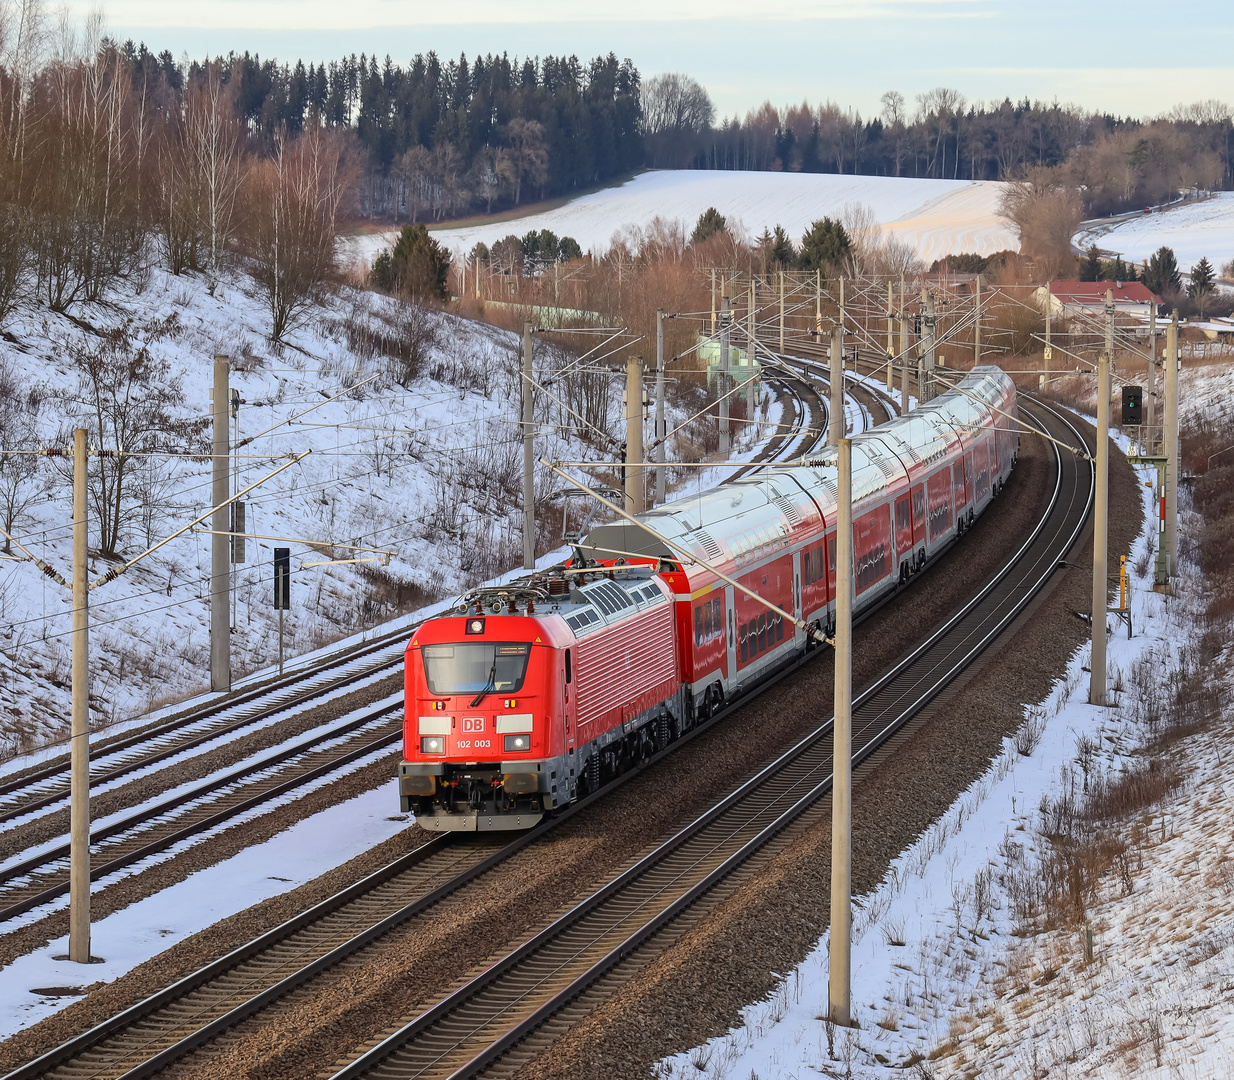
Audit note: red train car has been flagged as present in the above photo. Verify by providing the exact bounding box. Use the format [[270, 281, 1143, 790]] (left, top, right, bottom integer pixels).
[[399, 367, 1018, 830]]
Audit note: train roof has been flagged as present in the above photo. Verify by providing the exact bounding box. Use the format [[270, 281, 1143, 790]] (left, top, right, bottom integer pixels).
[[578, 366, 1014, 569]]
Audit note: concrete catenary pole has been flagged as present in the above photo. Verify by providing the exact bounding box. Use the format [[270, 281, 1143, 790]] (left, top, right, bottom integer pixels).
[[1165, 312, 1180, 575], [655, 309, 667, 506], [523, 323, 536, 570], [747, 280, 757, 418], [1089, 292, 1112, 707], [1146, 300, 1158, 454], [779, 270, 785, 353], [69, 427, 90, 963], [829, 436, 853, 1026], [886, 281, 895, 394], [719, 294, 731, 454], [211, 357, 230, 693], [900, 301, 910, 413], [626, 355, 644, 514], [815, 269, 821, 337], [920, 289, 937, 402], [829, 325, 844, 446], [974, 277, 982, 366], [1043, 282, 1052, 393]]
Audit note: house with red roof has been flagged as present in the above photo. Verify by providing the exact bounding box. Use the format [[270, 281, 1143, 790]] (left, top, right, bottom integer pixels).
[[1034, 280, 1163, 324]]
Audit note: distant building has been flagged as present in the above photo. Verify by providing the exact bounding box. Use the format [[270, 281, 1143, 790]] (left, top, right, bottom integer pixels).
[[1035, 280, 1163, 324]]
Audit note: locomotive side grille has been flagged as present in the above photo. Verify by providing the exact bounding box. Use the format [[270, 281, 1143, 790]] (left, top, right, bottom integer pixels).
[[574, 605, 676, 728]]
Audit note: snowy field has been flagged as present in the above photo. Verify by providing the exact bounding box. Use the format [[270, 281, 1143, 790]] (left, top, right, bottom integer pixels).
[[657, 400, 1232, 1078], [1075, 192, 1234, 272], [337, 171, 1017, 270]]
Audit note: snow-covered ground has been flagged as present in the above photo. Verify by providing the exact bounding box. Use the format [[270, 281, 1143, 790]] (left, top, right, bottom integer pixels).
[[658, 398, 1230, 1079], [0, 781, 410, 1038], [338, 172, 1017, 270], [0, 264, 737, 757], [1075, 192, 1234, 272]]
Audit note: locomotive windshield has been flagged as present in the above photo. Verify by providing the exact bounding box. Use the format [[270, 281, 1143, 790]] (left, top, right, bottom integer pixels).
[[420, 643, 531, 696]]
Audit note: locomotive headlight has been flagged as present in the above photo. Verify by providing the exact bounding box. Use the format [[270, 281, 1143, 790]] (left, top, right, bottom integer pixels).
[[504, 734, 531, 752], [420, 736, 445, 754]]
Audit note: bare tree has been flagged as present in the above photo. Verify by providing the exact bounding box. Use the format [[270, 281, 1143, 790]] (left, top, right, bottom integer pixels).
[[246, 125, 350, 341], [999, 170, 1083, 275], [470, 145, 514, 214], [500, 118, 548, 206], [0, 355, 48, 552], [642, 72, 714, 137], [185, 63, 243, 295], [394, 144, 431, 223], [56, 315, 202, 557]]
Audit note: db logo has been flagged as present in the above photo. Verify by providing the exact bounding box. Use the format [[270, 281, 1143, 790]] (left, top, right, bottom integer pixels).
[[462, 716, 485, 734]]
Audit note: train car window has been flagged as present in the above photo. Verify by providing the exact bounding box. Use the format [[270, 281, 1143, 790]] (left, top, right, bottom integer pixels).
[[828, 538, 836, 573], [712, 596, 723, 636], [702, 601, 712, 638], [694, 606, 703, 646], [565, 649, 572, 684], [777, 613, 785, 641], [747, 620, 756, 652], [757, 614, 767, 652], [739, 625, 748, 661]]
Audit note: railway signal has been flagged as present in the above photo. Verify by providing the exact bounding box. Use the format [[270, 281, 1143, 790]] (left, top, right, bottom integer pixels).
[[275, 547, 291, 675], [1121, 386, 1143, 427]]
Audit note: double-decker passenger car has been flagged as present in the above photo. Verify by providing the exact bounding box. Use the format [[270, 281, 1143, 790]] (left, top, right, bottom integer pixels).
[[398, 366, 1018, 830]]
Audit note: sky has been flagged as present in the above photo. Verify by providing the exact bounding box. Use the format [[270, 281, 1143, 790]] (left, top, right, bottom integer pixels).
[[66, 0, 1234, 121]]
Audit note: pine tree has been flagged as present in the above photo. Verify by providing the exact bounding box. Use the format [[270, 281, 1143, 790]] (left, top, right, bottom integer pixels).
[[798, 218, 851, 274], [1143, 245, 1182, 296], [1189, 256, 1215, 316], [380, 224, 451, 301], [1079, 245, 1102, 281], [691, 207, 727, 244], [770, 225, 796, 268]]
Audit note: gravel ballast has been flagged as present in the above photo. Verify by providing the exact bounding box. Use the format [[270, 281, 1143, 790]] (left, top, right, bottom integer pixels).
[[0, 409, 1134, 1080]]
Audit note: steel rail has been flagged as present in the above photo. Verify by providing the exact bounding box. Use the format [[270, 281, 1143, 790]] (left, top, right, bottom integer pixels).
[[0, 633, 409, 816], [2, 400, 1079, 1080], [0, 705, 402, 922], [319, 399, 1094, 1080]]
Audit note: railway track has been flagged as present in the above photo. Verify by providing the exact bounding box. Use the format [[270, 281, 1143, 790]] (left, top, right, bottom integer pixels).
[[0, 366, 832, 933], [0, 632, 410, 829], [5, 397, 1093, 1080], [0, 699, 402, 923], [320, 398, 1093, 1080]]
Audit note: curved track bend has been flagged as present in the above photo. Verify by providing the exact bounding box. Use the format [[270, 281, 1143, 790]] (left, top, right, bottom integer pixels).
[[3, 399, 1093, 1080]]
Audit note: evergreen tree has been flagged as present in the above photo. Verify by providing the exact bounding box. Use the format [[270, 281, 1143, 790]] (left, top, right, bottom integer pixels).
[[798, 218, 851, 274], [691, 207, 727, 244], [1143, 245, 1182, 296], [377, 224, 451, 301], [770, 225, 796, 268], [1079, 245, 1102, 282], [1189, 256, 1215, 316], [558, 236, 583, 262]]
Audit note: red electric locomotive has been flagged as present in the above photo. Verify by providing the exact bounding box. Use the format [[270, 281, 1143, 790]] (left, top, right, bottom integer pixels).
[[399, 366, 1019, 830]]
